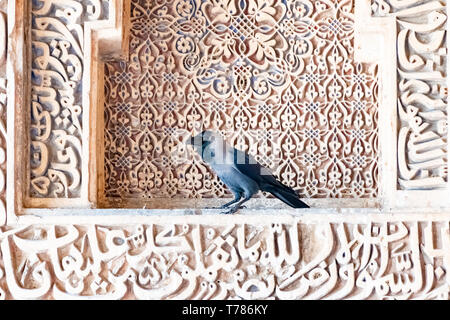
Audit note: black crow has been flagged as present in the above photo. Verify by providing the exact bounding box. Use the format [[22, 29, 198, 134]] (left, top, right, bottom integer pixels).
[[186, 130, 310, 214]]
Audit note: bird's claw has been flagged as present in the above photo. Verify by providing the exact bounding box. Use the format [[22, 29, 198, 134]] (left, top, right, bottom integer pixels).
[[203, 205, 246, 213], [220, 205, 246, 215], [221, 208, 237, 215]]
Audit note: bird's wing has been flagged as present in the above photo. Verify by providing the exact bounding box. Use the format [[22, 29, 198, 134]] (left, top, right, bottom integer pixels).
[[231, 147, 296, 194]]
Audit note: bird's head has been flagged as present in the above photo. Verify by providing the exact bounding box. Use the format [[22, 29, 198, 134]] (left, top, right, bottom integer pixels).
[[185, 130, 221, 159], [186, 130, 214, 150]]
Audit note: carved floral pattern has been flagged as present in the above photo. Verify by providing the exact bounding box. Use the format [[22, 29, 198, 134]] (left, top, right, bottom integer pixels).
[[104, 0, 379, 201]]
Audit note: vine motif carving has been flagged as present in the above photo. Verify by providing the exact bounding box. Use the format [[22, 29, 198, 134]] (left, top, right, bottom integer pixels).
[[0, 218, 448, 300], [29, 0, 109, 198], [104, 0, 379, 201]]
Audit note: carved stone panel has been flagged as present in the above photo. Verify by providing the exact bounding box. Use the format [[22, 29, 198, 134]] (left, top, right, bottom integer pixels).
[[0, 215, 448, 300], [29, 0, 111, 201], [103, 0, 379, 204], [373, 0, 448, 191], [0, 0, 448, 301], [0, 0, 6, 225], [396, 2, 448, 190]]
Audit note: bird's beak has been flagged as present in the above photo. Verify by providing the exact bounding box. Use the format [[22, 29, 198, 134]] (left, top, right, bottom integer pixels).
[[183, 135, 195, 146]]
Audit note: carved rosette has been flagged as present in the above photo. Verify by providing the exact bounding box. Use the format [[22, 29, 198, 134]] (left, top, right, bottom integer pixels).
[[0, 217, 449, 300], [29, 0, 110, 199]]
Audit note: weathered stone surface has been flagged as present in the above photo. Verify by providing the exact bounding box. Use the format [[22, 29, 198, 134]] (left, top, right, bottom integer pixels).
[[0, 0, 447, 300], [0, 214, 449, 300], [103, 0, 379, 205]]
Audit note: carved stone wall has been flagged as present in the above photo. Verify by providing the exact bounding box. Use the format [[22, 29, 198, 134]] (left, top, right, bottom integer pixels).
[[0, 0, 448, 301], [396, 2, 448, 190], [0, 1, 6, 226], [373, 0, 448, 190], [0, 215, 449, 300], [103, 0, 379, 202], [29, 0, 111, 201]]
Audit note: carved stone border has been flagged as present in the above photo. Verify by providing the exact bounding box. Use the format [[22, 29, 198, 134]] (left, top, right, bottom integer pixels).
[[356, 0, 449, 208], [0, 213, 449, 300], [0, 0, 448, 300]]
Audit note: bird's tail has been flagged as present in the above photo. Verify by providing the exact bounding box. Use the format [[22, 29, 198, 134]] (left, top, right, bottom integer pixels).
[[262, 185, 310, 209]]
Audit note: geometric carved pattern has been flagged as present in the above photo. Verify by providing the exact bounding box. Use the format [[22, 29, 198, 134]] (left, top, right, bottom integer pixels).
[[373, 0, 448, 190], [104, 0, 379, 201], [0, 217, 448, 299], [29, 0, 110, 198]]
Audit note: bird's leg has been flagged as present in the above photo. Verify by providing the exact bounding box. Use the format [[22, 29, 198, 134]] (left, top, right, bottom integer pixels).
[[219, 192, 242, 209], [203, 192, 241, 210], [221, 196, 252, 215]]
